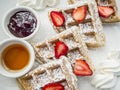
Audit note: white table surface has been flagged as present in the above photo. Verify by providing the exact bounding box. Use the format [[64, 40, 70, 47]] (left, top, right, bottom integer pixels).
[[0, 0, 120, 90]]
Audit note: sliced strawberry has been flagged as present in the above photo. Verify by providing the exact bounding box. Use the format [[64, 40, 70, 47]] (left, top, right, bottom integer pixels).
[[50, 11, 65, 27], [73, 60, 93, 76], [98, 6, 114, 18], [42, 83, 64, 90], [72, 6, 87, 23], [54, 41, 69, 59]]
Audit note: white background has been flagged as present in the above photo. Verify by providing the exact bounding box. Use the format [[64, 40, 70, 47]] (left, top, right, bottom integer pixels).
[[0, 0, 120, 90]]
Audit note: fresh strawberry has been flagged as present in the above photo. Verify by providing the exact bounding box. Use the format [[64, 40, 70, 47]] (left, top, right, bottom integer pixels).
[[72, 6, 87, 23], [50, 11, 65, 27], [42, 83, 64, 90], [98, 6, 114, 18], [54, 41, 69, 59], [73, 60, 93, 76]]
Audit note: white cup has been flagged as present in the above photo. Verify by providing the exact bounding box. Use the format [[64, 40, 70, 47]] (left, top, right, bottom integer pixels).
[[0, 38, 35, 78], [2, 6, 40, 40]]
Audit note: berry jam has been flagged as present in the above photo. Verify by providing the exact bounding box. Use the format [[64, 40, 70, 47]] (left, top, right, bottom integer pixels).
[[8, 11, 37, 37]]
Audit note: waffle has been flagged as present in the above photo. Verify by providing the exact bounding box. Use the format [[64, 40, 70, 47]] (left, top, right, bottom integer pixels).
[[34, 26, 94, 71], [17, 56, 78, 90], [48, 1, 105, 48], [96, 0, 120, 23], [68, 0, 120, 23]]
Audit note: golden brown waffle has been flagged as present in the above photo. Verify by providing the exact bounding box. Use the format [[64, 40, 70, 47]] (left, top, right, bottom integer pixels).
[[68, 0, 120, 23], [34, 26, 94, 70], [48, 1, 105, 48], [17, 57, 78, 90]]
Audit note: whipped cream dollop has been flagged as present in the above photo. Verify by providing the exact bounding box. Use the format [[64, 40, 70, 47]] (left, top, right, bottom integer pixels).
[[16, 0, 59, 10], [91, 50, 120, 89], [91, 73, 117, 89], [100, 50, 120, 75], [100, 59, 120, 75]]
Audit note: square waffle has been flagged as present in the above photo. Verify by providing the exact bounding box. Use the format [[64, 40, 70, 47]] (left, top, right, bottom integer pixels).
[[68, 0, 120, 23], [48, 1, 105, 48], [17, 57, 78, 90], [34, 26, 94, 71]]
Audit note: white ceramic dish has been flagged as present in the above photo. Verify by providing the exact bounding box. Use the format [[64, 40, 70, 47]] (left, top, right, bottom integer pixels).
[[0, 38, 35, 78], [2, 6, 40, 40], [0, 0, 120, 90]]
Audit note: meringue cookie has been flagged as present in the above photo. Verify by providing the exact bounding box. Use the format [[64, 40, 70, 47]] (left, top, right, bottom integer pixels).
[[91, 73, 117, 89], [16, 0, 59, 10]]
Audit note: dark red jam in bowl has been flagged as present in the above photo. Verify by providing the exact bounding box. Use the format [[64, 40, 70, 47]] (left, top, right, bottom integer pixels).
[[8, 11, 37, 37]]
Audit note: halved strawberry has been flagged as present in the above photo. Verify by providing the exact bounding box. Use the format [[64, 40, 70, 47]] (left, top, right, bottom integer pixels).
[[50, 11, 65, 27], [42, 83, 64, 90], [98, 6, 114, 18], [73, 60, 93, 76], [72, 6, 87, 23], [54, 41, 69, 59]]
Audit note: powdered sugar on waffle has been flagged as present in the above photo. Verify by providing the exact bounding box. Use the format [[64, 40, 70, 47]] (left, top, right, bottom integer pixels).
[[97, 0, 109, 6], [34, 26, 91, 66], [79, 22, 94, 34], [49, 0, 105, 47], [18, 56, 78, 90], [67, 50, 84, 65], [39, 46, 52, 58], [64, 37, 79, 50]]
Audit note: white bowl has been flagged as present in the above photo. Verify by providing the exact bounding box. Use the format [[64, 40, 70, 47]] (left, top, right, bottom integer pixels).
[[0, 38, 35, 78], [2, 6, 40, 40]]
